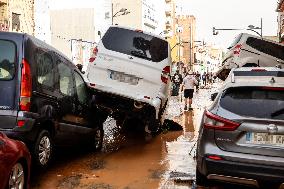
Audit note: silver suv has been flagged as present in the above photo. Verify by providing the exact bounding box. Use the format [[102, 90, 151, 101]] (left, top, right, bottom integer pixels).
[[196, 67, 284, 188]]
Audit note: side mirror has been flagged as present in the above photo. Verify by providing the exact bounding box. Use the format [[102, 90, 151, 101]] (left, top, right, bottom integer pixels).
[[211, 92, 218, 101]]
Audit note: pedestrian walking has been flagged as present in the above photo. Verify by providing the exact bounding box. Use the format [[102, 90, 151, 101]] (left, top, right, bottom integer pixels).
[[202, 72, 207, 86], [195, 71, 201, 92], [171, 70, 183, 96], [181, 71, 198, 111]]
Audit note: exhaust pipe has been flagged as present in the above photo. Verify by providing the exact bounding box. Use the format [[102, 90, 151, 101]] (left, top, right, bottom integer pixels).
[[134, 101, 144, 109]]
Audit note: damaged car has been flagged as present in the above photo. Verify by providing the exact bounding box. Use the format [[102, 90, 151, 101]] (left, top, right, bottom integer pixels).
[[217, 33, 284, 80], [0, 32, 108, 168], [86, 26, 171, 134]]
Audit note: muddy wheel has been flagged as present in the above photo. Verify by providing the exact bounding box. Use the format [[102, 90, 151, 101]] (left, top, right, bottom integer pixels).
[[33, 130, 53, 168], [92, 127, 104, 151], [144, 119, 161, 135], [8, 162, 25, 189], [196, 167, 211, 187]]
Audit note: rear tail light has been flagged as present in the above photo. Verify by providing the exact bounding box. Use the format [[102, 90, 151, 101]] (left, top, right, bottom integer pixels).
[[207, 155, 223, 161], [17, 120, 25, 127], [233, 44, 242, 55], [20, 59, 32, 111], [203, 110, 240, 131], [89, 47, 98, 63], [161, 66, 170, 84]]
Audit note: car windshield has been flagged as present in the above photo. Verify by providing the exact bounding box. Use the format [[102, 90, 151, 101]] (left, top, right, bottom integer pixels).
[[0, 40, 16, 80], [102, 27, 168, 62], [220, 87, 284, 120]]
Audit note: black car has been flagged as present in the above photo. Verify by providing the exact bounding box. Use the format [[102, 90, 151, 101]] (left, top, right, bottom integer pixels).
[[0, 32, 108, 168]]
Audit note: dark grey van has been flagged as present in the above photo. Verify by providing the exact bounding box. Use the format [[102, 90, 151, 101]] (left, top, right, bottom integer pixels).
[[0, 32, 108, 167]]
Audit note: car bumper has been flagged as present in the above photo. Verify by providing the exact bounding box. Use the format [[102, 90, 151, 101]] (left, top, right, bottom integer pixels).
[[200, 156, 284, 186]]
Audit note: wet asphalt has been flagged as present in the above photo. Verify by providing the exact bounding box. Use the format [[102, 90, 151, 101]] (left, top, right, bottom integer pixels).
[[30, 84, 257, 189]]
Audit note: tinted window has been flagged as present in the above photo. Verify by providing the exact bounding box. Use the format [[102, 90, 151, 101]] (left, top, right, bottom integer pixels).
[[58, 61, 74, 96], [102, 27, 168, 62], [36, 51, 55, 89], [246, 37, 284, 60], [74, 71, 88, 105], [228, 33, 242, 49], [0, 40, 16, 80], [220, 87, 284, 120]]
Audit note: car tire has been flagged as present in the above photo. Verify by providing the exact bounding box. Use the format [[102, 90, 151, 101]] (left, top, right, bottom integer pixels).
[[196, 167, 211, 187], [92, 126, 104, 151], [7, 162, 25, 189], [145, 119, 161, 135], [33, 130, 53, 168]]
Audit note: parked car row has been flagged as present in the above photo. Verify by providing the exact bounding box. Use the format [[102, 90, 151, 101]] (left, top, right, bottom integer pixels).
[[197, 67, 284, 188], [0, 27, 172, 188]]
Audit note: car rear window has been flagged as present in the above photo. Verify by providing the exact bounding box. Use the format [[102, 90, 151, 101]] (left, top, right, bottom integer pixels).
[[246, 37, 284, 60], [102, 27, 168, 62], [220, 87, 284, 120], [0, 40, 16, 80]]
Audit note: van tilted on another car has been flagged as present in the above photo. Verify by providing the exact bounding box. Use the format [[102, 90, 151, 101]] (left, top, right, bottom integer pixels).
[[86, 26, 171, 133], [217, 33, 284, 80], [0, 32, 108, 168]]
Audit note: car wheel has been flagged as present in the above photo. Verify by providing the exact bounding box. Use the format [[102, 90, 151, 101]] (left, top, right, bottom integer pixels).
[[92, 127, 104, 151], [196, 167, 211, 187], [33, 130, 53, 168], [8, 162, 25, 189], [145, 119, 161, 135]]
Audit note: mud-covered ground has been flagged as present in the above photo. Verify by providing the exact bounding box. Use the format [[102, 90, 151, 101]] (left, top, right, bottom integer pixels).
[[30, 84, 254, 189]]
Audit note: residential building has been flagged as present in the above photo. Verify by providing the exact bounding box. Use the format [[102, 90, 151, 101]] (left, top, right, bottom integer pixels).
[[277, 0, 284, 43], [175, 15, 196, 70], [50, 9, 97, 71], [0, 0, 34, 34], [34, 0, 51, 43], [112, 0, 166, 35]]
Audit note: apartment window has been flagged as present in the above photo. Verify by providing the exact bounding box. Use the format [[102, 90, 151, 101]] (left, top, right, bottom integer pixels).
[[12, 12, 20, 31]]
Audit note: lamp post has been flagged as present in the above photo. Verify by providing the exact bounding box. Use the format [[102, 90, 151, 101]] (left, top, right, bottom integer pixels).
[[112, 3, 130, 25], [213, 18, 263, 37]]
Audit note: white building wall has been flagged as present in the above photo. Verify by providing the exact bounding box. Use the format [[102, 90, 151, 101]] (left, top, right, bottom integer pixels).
[[34, 0, 51, 44]]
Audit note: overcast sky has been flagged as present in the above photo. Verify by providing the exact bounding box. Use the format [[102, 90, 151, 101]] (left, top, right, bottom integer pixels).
[[177, 0, 279, 49], [51, 0, 279, 49]]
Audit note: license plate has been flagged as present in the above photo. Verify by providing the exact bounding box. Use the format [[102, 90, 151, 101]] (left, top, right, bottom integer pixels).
[[246, 132, 284, 147], [109, 71, 139, 85]]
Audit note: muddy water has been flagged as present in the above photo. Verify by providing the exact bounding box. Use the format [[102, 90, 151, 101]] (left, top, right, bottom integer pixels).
[[30, 88, 214, 189]]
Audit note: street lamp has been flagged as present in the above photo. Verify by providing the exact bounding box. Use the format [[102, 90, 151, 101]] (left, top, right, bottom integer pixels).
[[212, 18, 263, 37], [112, 4, 130, 25]]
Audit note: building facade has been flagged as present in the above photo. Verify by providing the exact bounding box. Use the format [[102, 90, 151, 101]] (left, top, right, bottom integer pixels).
[[112, 0, 166, 35], [277, 0, 284, 43], [175, 15, 196, 70], [50, 9, 97, 71], [34, 0, 51, 43], [0, 0, 34, 34]]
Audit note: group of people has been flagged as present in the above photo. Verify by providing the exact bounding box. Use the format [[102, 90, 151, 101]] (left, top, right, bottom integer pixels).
[[172, 69, 215, 111]]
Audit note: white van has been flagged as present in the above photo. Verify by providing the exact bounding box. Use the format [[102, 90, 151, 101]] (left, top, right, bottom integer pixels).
[[86, 26, 171, 133], [217, 33, 284, 80]]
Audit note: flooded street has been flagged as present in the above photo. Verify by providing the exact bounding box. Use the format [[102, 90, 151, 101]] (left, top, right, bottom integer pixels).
[[30, 85, 221, 189]]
